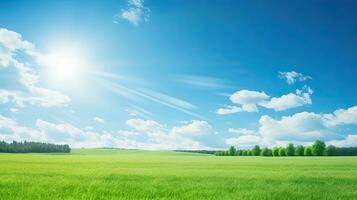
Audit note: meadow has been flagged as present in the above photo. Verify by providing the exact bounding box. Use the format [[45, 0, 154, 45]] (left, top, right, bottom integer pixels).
[[1, 149, 357, 200]]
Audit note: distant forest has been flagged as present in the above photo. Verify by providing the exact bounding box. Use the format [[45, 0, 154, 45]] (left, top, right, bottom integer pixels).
[[216, 140, 357, 157], [0, 141, 71, 153]]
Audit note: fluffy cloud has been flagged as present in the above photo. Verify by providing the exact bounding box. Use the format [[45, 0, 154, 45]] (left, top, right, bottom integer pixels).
[[217, 87, 313, 114], [170, 120, 213, 138], [0, 115, 44, 142], [0, 28, 70, 108], [259, 112, 329, 143], [328, 134, 357, 147], [279, 71, 312, 85], [216, 106, 243, 115], [261, 87, 313, 111], [230, 90, 269, 106], [225, 106, 357, 148], [115, 0, 151, 26], [126, 118, 219, 149], [0, 115, 162, 149], [126, 118, 164, 134]]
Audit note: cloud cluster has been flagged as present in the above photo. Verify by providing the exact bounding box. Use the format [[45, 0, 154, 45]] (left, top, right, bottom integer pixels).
[[115, 0, 151, 26], [217, 86, 313, 114], [0, 115, 219, 150], [126, 118, 219, 149], [0, 28, 70, 109], [225, 106, 357, 148], [279, 71, 312, 85]]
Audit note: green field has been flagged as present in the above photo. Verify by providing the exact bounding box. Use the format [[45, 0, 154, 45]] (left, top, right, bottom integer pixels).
[[1, 149, 357, 200]]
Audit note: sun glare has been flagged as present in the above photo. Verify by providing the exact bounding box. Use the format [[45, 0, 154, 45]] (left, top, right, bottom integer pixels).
[[42, 45, 89, 87]]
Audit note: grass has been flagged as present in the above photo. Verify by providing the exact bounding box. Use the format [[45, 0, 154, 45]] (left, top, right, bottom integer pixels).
[[1, 149, 357, 199]]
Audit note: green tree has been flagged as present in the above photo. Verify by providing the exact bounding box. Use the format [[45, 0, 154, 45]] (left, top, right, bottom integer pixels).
[[228, 146, 237, 156], [312, 140, 326, 156], [237, 150, 243, 156], [242, 150, 248, 156], [325, 145, 337, 156], [278, 147, 286, 156], [304, 146, 313, 156], [247, 150, 252, 156], [251, 145, 261, 156], [295, 145, 304, 156], [272, 147, 280, 156], [286, 144, 295, 156], [261, 148, 272, 156]]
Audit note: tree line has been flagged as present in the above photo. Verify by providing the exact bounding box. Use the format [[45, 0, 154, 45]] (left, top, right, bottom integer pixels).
[[0, 141, 71, 153], [215, 140, 357, 156]]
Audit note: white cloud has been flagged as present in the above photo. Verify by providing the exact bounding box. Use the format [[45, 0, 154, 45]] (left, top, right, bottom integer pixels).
[[217, 87, 313, 114], [328, 134, 357, 147], [116, 0, 151, 26], [170, 120, 213, 138], [225, 135, 262, 148], [0, 115, 44, 142], [279, 71, 312, 85], [323, 106, 357, 126], [216, 105, 242, 115], [126, 118, 164, 134], [228, 128, 256, 135], [225, 106, 357, 148], [125, 118, 219, 149], [260, 86, 313, 111], [93, 117, 105, 123], [0, 28, 70, 109], [259, 112, 329, 143], [230, 90, 269, 106]]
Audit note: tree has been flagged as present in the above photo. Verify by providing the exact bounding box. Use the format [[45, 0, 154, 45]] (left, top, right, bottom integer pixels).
[[247, 150, 252, 156], [312, 140, 326, 156], [242, 150, 248, 156], [295, 145, 304, 156], [0, 141, 71, 153], [228, 146, 237, 156], [286, 144, 295, 156], [272, 147, 280, 156], [278, 147, 286, 156], [237, 150, 243, 156], [251, 145, 261, 156], [304, 147, 313, 156], [325, 145, 337, 156], [261, 148, 272, 156]]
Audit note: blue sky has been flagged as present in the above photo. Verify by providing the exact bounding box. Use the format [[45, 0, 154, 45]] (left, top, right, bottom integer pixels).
[[0, 0, 356, 149]]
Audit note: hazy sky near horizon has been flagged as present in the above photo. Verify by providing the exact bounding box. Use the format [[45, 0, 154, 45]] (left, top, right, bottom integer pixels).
[[0, 0, 356, 149]]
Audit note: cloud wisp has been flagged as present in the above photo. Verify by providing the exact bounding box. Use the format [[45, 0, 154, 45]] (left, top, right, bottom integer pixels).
[[101, 81, 203, 119], [0, 115, 219, 150], [114, 0, 151, 26], [279, 71, 312, 85]]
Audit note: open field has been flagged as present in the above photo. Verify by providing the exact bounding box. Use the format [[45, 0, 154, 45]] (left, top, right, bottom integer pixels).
[[1, 149, 357, 200]]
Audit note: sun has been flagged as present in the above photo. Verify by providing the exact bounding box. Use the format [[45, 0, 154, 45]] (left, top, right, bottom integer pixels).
[[42, 45, 89, 87]]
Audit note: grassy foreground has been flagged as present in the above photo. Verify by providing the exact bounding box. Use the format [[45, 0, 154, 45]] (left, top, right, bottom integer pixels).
[[1, 149, 357, 200]]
